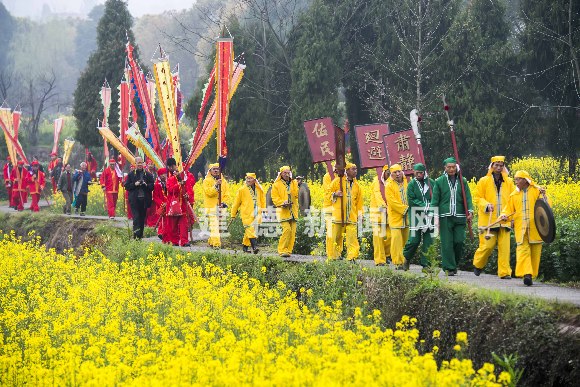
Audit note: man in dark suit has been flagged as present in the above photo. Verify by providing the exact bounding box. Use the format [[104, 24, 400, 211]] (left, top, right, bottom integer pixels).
[[124, 156, 154, 239]]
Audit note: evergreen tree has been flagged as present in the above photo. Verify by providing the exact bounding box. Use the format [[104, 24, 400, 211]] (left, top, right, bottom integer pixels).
[[288, 0, 342, 176], [72, 0, 141, 147], [519, 0, 580, 176]]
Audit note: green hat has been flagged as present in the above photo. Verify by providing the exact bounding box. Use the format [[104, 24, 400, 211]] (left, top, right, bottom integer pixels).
[[443, 157, 457, 166], [413, 163, 426, 172]]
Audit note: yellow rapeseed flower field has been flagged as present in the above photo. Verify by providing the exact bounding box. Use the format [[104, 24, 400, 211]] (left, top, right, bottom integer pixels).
[[0, 235, 510, 385]]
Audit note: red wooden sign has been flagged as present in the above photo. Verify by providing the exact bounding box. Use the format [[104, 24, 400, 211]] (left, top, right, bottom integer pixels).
[[354, 123, 389, 169], [303, 117, 336, 163], [383, 129, 421, 175]]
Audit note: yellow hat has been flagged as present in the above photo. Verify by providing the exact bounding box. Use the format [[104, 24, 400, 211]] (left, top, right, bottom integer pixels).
[[246, 173, 256, 179], [382, 165, 390, 171], [490, 156, 505, 163], [514, 170, 532, 180], [279, 165, 291, 172], [390, 164, 402, 172], [209, 163, 219, 169], [345, 162, 356, 170]]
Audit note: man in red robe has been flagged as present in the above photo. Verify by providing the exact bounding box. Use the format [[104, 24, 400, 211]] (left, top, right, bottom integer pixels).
[[28, 161, 46, 212], [11, 160, 29, 211], [3, 156, 14, 208], [100, 158, 120, 219], [165, 158, 190, 246], [47, 152, 58, 194], [86, 152, 98, 181], [152, 168, 168, 239]]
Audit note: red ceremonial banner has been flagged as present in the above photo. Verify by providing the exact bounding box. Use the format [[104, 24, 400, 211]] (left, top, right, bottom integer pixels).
[[354, 123, 389, 169], [216, 38, 233, 161], [383, 129, 422, 175], [303, 117, 336, 164], [52, 118, 64, 155]]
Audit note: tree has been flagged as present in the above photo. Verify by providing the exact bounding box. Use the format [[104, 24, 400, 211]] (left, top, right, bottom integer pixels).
[[519, 0, 580, 177], [73, 0, 141, 147], [24, 71, 58, 146], [0, 3, 16, 100]]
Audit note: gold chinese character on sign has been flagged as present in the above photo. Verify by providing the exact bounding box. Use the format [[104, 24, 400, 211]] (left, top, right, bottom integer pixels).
[[368, 146, 385, 160], [395, 134, 411, 151], [364, 130, 382, 144], [312, 122, 328, 138], [320, 141, 334, 157], [399, 153, 415, 170]]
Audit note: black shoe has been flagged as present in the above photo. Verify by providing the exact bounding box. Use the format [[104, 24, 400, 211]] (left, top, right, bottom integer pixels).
[[182, 242, 191, 247], [172, 243, 179, 246], [249, 238, 259, 254], [446, 270, 456, 276], [474, 267, 482, 276], [158, 234, 163, 240], [403, 259, 410, 271], [243, 245, 250, 253], [523, 274, 533, 286], [348, 259, 357, 264], [395, 265, 406, 271], [80, 212, 85, 216], [376, 263, 386, 267], [501, 275, 511, 279]]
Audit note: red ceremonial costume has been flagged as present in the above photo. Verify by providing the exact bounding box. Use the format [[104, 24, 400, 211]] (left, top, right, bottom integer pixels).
[[87, 154, 98, 180], [3, 161, 14, 207], [100, 165, 120, 217], [48, 155, 58, 194], [152, 176, 167, 237], [124, 172, 133, 220], [28, 168, 46, 212], [165, 172, 189, 246], [11, 164, 29, 211]]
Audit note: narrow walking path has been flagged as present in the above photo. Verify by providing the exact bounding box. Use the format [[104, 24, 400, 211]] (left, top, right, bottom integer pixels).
[[3, 204, 580, 307]]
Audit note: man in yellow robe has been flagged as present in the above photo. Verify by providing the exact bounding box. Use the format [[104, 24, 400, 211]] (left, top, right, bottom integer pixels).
[[271, 166, 299, 257], [385, 164, 409, 268], [231, 173, 266, 254], [473, 156, 515, 278], [323, 164, 341, 257], [499, 170, 550, 286], [202, 163, 230, 248], [370, 165, 391, 266], [329, 163, 363, 262]]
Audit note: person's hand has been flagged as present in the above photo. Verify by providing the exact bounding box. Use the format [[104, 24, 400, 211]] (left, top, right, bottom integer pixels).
[[467, 212, 473, 222], [216, 178, 222, 185], [334, 190, 343, 197], [102, 186, 106, 191], [135, 180, 141, 186], [539, 187, 546, 195], [498, 214, 508, 222], [486, 204, 494, 212]]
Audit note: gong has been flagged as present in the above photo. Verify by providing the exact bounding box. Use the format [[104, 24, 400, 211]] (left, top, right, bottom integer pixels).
[[534, 199, 556, 243]]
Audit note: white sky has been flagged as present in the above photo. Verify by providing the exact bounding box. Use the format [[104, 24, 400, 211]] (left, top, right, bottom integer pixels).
[[2, 0, 191, 19]]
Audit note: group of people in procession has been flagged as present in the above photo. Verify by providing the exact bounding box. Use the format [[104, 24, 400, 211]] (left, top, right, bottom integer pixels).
[[2, 151, 550, 286]]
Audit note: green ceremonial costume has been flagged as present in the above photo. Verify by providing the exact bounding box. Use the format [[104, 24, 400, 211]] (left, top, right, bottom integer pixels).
[[431, 170, 473, 272], [403, 175, 436, 267]]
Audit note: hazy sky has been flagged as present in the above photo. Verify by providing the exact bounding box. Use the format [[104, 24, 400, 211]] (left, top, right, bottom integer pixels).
[[2, 0, 191, 19]]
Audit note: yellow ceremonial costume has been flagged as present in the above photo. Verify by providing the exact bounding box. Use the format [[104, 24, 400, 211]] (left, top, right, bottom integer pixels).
[[231, 174, 266, 248], [329, 164, 363, 261], [370, 166, 391, 265], [323, 172, 341, 257], [271, 166, 299, 256], [384, 164, 409, 265], [473, 156, 515, 278], [501, 171, 551, 279], [202, 163, 231, 247]]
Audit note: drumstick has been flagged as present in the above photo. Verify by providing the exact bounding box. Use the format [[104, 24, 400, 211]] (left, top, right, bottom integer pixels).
[[478, 212, 515, 231], [485, 211, 493, 240]]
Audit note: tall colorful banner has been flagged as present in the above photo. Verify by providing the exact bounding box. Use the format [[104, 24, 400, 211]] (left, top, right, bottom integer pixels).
[[154, 58, 182, 172], [52, 118, 64, 155], [0, 107, 17, 163], [185, 62, 245, 170], [126, 123, 164, 168], [126, 42, 160, 152], [62, 139, 75, 167], [118, 80, 130, 167], [215, 38, 234, 168], [99, 126, 136, 165]]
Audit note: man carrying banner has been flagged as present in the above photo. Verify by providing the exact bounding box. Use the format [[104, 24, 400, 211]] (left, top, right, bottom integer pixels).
[[329, 163, 363, 262], [323, 163, 341, 258], [431, 157, 474, 275], [11, 160, 29, 211], [100, 158, 120, 219], [231, 173, 266, 254], [202, 163, 230, 248], [124, 157, 154, 239], [370, 165, 391, 266], [48, 152, 59, 194], [499, 171, 550, 286], [3, 156, 14, 208], [473, 156, 515, 279], [403, 163, 435, 269], [385, 164, 409, 269], [28, 161, 46, 212], [272, 166, 299, 257]]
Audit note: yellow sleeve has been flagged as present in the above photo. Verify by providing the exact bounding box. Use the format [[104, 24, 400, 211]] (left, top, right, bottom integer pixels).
[[385, 181, 408, 215], [258, 187, 266, 210], [357, 185, 364, 215], [231, 188, 242, 218], [221, 178, 231, 203], [501, 195, 515, 216], [203, 176, 218, 198], [271, 181, 285, 207], [477, 177, 490, 209], [372, 179, 386, 207]]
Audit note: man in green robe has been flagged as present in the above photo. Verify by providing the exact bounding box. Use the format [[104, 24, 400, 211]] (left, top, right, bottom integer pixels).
[[431, 157, 474, 275], [403, 163, 436, 269]]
